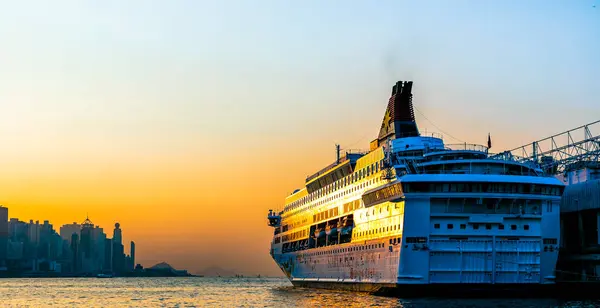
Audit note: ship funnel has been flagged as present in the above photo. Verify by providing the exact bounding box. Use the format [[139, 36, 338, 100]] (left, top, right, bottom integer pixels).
[[377, 81, 419, 145]]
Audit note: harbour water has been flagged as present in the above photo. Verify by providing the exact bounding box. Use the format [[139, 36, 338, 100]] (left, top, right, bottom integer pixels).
[[1, 277, 599, 307]]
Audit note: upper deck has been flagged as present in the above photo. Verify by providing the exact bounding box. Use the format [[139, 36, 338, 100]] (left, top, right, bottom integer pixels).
[[276, 80, 561, 218]]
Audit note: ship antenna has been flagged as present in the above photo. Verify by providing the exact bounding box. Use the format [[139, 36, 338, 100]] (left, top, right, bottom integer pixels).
[[335, 144, 341, 164]]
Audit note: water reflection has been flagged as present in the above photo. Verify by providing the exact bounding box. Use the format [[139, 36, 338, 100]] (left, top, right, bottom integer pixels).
[[269, 285, 579, 308], [0, 277, 598, 307]]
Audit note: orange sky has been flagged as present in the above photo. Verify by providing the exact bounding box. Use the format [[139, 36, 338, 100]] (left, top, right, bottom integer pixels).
[[1, 1, 599, 276]]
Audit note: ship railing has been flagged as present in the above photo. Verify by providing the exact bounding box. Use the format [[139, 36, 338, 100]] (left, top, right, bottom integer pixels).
[[443, 143, 489, 153], [343, 149, 370, 156], [395, 131, 444, 139], [415, 169, 540, 176], [488, 151, 531, 163], [424, 143, 489, 154], [420, 131, 444, 139]]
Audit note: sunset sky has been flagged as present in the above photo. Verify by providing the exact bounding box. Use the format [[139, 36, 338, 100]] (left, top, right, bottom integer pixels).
[[0, 1, 599, 276]]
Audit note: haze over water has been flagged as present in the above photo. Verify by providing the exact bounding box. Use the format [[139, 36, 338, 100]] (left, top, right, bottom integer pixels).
[[1, 277, 598, 307]]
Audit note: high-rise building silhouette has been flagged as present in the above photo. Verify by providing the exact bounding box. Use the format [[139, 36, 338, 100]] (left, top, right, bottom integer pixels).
[[130, 241, 135, 270], [27, 220, 40, 270], [80, 217, 95, 272], [8, 218, 27, 242], [59, 223, 81, 245], [111, 223, 125, 274], [6, 218, 25, 263], [113, 223, 122, 245], [93, 226, 106, 271], [70, 233, 79, 273], [104, 238, 112, 271], [1, 212, 138, 276], [0, 206, 8, 268]]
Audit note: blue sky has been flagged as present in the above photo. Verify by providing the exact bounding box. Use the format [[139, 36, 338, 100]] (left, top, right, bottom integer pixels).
[[1, 1, 598, 149]]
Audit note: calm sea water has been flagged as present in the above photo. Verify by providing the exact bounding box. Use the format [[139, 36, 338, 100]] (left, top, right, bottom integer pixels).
[[0, 277, 599, 307]]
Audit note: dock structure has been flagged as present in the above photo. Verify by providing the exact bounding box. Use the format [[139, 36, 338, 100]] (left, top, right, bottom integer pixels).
[[497, 120, 600, 284], [558, 166, 600, 282]]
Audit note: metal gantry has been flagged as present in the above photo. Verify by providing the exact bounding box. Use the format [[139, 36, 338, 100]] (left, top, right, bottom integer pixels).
[[492, 120, 600, 175]]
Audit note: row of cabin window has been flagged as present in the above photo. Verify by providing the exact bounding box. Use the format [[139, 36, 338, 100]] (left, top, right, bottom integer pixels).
[[278, 219, 308, 234], [281, 229, 308, 242], [288, 218, 308, 229], [404, 182, 563, 196], [360, 204, 397, 219], [362, 183, 403, 206], [284, 176, 382, 218], [287, 177, 378, 213], [285, 160, 385, 211], [356, 224, 401, 237], [343, 200, 361, 213], [405, 237, 428, 243], [313, 207, 339, 222], [433, 223, 530, 231], [303, 243, 386, 256]]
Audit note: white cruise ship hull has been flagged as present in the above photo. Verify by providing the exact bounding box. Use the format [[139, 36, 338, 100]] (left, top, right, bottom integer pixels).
[[272, 194, 561, 296], [267, 80, 565, 297]]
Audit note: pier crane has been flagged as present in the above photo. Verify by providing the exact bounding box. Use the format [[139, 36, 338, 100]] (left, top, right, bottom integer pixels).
[[491, 120, 600, 181]]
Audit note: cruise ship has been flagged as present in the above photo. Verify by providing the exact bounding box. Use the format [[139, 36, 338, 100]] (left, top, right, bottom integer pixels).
[[267, 81, 565, 296]]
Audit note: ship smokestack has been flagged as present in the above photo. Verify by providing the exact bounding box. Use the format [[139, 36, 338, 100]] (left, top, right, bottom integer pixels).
[[377, 81, 419, 144]]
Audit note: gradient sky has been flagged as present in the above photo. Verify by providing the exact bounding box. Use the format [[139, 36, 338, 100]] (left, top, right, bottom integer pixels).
[[0, 1, 598, 276]]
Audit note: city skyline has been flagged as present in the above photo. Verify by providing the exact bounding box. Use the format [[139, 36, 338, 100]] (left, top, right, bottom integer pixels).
[[0, 1, 599, 276], [0, 205, 139, 276]]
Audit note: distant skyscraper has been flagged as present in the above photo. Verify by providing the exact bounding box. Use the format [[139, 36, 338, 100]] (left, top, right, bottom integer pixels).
[[80, 217, 94, 259], [38, 220, 55, 260], [70, 233, 79, 273], [93, 226, 106, 271], [8, 218, 27, 242], [25, 220, 40, 263], [130, 241, 135, 270], [113, 223, 122, 245], [27, 220, 40, 246], [80, 217, 95, 272], [7, 218, 28, 266], [0, 206, 8, 267], [59, 223, 81, 245], [104, 238, 113, 272], [112, 241, 124, 274], [111, 223, 127, 274]]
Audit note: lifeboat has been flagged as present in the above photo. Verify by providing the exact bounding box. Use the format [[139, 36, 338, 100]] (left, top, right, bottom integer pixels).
[[326, 224, 338, 236], [340, 225, 353, 236], [314, 228, 325, 238]]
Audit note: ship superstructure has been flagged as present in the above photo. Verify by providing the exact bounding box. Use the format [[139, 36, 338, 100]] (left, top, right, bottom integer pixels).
[[267, 81, 565, 295]]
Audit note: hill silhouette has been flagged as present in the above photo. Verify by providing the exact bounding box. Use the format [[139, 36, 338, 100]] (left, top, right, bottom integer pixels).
[[149, 262, 175, 270]]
